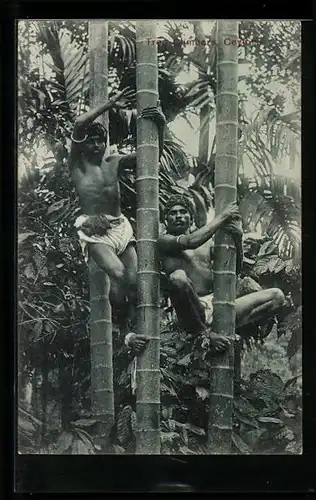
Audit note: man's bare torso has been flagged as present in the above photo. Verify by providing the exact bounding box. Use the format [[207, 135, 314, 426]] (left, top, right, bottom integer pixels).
[[73, 156, 121, 216], [161, 240, 214, 296]]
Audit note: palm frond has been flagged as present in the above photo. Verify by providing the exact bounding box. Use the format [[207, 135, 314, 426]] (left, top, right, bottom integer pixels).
[[239, 176, 301, 260], [160, 140, 190, 179], [241, 107, 300, 163], [158, 21, 189, 61], [110, 33, 136, 68], [36, 22, 89, 119], [184, 78, 215, 112], [197, 107, 216, 141], [58, 30, 89, 114]]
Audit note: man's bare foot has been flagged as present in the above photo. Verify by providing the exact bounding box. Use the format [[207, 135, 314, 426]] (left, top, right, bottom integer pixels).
[[201, 329, 231, 354], [124, 332, 149, 354]]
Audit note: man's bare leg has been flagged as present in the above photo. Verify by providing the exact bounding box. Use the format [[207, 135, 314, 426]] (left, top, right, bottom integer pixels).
[[119, 243, 137, 332], [168, 270, 207, 333], [236, 288, 286, 328], [88, 242, 126, 304], [168, 270, 230, 353]]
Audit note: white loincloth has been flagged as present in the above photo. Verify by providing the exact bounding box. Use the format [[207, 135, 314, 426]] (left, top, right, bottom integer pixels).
[[74, 214, 135, 262], [199, 293, 214, 326]]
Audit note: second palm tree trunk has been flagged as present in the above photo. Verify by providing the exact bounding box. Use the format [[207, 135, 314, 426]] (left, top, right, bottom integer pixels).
[[208, 20, 239, 454], [88, 20, 114, 452], [135, 22, 161, 455]]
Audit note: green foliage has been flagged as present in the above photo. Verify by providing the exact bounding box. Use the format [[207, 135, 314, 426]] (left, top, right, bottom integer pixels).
[[17, 158, 301, 454], [277, 307, 302, 359], [18, 20, 301, 455], [18, 407, 42, 453], [51, 427, 97, 454], [233, 369, 302, 454], [241, 336, 293, 381], [18, 161, 91, 430], [108, 21, 136, 77], [239, 21, 300, 109], [106, 326, 302, 455], [245, 235, 300, 299]]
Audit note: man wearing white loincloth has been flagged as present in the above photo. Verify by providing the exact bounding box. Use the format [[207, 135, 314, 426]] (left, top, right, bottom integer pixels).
[[69, 87, 165, 346], [158, 195, 286, 354], [75, 213, 135, 264]]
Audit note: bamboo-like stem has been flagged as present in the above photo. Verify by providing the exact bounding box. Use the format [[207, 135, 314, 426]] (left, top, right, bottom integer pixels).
[[135, 22, 161, 455], [208, 20, 239, 455], [88, 21, 114, 451], [193, 22, 211, 165], [89, 21, 109, 152], [198, 100, 211, 164]]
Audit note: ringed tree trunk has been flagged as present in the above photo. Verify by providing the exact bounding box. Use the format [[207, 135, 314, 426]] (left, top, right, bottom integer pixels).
[[88, 21, 114, 451], [89, 21, 109, 147], [208, 21, 239, 454], [198, 103, 211, 164], [192, 21, 214, 166], [135, 22, 161, 455]]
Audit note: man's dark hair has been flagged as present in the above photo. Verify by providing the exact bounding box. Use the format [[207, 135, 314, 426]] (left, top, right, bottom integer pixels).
[[86, 122, 108, 141], [163, 194, 196, 223]]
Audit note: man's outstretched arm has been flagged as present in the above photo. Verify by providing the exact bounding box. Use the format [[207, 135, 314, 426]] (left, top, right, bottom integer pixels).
[[71, 87, 135, 140], [117, 105, 166, 173], [158, 203, 240, 252]]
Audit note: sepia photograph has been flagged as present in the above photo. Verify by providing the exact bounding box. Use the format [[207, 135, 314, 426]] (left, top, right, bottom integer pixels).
[[17, 19, 301, 455]]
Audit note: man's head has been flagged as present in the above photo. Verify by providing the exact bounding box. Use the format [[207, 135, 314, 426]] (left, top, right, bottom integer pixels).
[[163, 195, 196, 235], [82, 122, 108, 160]]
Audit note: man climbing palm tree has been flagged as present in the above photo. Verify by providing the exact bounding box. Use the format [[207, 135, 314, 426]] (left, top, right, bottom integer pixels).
[[69, 87, 166, 340], [158, 195, 287, 353]]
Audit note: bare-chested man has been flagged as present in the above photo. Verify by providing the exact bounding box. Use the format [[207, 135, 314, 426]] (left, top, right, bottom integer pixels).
[[158, 195, 286, 353], [69, 88, 165, 341]]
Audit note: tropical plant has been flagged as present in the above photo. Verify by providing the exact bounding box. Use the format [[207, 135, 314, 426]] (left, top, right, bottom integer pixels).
[[17, 20, 301, 455], [107, 323, 302, 455], [237, 231, 301, 358], [18, 161, 90, 436], [239, 20, 300, 109], [233, 369, 302, 454]]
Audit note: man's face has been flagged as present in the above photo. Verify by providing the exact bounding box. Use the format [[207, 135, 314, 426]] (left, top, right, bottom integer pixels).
[[83, 134, 106, 160], [166, 204, 192, 235]]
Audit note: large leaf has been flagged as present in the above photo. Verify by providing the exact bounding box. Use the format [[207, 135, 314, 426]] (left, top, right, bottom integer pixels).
[[70, 418, 98, 428], [232, 432, 252, 454], [241, 107, 300, 165], [108, 21, 136, 74], [54, 431, 74, 454], [257, 417, 283, 425], [18, 407, 42, 440], [36, 22, 89, 118], [58, 30, 89, 115], [18, 232, 36, 245], [239, 181, 301, 261]]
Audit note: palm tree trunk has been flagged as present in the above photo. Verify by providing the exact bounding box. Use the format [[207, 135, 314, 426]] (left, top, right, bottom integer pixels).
[[135, 22, 161, 454], [192, 22, 211, 165], [208, 21, 239, 454], [88, 21, 114, 451], [89, 21, 109, 136], [198, 102, 211, 164]]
